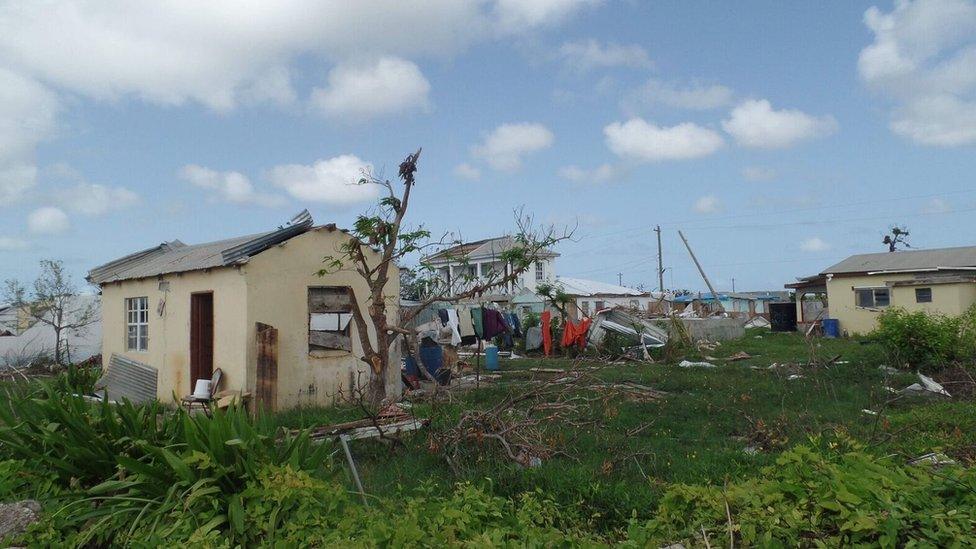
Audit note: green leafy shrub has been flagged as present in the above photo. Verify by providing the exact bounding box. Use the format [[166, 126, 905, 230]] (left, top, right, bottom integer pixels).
[[873, 307, 962, 369], [957, 303, 976, 362], [626, 437, 976, 547]]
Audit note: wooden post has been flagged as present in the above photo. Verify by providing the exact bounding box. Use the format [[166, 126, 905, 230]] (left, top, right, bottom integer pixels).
[[678, 230, 726, 314], [256, 322, 278, 412]]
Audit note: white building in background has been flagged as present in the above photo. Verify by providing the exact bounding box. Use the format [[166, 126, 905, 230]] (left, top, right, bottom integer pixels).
[[0, 295, 102, 367], [556, 277, 660, 318], [423, 236, 558, 299]]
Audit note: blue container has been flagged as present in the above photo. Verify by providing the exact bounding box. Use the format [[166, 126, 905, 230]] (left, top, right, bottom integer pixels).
[[822, 318, 840, 338], [485, 345, 500, 371], [404, 355, 419, 377], [419, 346, 443, 378]]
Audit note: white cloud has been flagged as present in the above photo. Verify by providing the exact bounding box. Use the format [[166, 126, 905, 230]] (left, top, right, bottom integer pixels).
[[558, 163, 621, 184], [472, 123, 554, 171], [58, 182, 139, 216], [493, 0, 602, 32], [454, 163, 482, 180], [722, 99, 838, 149], [622, 79, 734, 112], [558, 39, 652, 72], [0, 69, 58, 204], [179, 165, 285, 207], [0, 237, 28, 251], [310, 57, 431, 120], [268, 155, 379, 205], [859, 0, 976, 145], [693, 195, 721, 214], [922, 197, 953, 213], [27, 206, 69, 235], [741, 166, 777, 182], [604, 118, 725, 162], [800, 237, 831, 252]]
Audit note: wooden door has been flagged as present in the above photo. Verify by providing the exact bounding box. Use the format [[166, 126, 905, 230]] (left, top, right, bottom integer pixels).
[[190, 292, 214, 390], [256, 323, 278, 411]]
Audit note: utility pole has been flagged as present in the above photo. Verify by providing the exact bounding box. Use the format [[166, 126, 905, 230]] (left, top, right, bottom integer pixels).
[[617, 272, 623, 286], [732, 277, 736, 293], [655, 225, 664, 293], [678, 230, 726, 314]]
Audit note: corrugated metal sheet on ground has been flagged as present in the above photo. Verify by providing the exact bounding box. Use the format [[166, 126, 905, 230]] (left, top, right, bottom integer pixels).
[[97, 354, 158, 403]]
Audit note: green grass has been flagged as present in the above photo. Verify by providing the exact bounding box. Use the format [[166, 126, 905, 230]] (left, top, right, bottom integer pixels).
[[270, 329, 973, 532]]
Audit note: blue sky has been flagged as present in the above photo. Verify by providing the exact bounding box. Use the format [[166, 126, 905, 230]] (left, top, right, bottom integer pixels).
[[2, 1, 975, 292]]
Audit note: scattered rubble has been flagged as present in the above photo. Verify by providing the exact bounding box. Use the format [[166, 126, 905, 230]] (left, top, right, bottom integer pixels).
[[908, 452, 956, 467], [901, 373, 951, 398], [724, 351, 754, 361], [678, 360, 717, 368]]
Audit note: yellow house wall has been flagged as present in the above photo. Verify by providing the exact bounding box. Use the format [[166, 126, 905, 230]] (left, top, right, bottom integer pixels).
[[100, 268, 249, 403], [243, 227, 401, 409], [826, 273, 976, 335]]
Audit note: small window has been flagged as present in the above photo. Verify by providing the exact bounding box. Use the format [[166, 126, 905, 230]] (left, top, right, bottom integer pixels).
[[125, 297, 149, 351], [535, 262, 544, 282], [580, 301, 590, 315], [308, 287, 353, 352], [594, 300, 605, 311], [915, 287, 933, 303], [855, 288, 890, 308]]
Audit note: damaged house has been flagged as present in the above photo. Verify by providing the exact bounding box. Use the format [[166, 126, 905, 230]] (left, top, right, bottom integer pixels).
[[86, 212, 399, 409], [799, 245, 976, 335]]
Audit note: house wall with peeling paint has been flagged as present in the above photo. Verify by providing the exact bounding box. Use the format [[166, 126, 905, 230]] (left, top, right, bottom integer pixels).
[[826, 272, 976, 335], [100, 268, 248, 402], [243, 227, 400, 409]]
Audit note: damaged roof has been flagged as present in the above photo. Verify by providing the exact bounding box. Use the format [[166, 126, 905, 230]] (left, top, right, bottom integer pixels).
[[425, 236, 559, 263], [87, 210, 314, 284], [822, 245, 976, 275], [556, 276, 646, 297]]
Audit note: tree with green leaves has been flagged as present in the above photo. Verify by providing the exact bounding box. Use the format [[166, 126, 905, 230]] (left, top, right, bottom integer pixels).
[[320, 149, 571, 403], [3, 259, 99, 367]]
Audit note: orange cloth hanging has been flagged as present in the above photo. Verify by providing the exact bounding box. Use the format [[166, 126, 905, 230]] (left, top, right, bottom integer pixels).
[[560, 319, 577, 348], [577, 317, 592, 349], [541, 310, 552, 356]]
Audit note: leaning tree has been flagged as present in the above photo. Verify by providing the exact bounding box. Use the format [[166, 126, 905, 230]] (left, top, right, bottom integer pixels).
[[3, 259, 99, 367], [319, 149, 571, 403]]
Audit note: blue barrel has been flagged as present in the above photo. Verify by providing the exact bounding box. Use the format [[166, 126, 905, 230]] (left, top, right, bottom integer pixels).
[[485, 345, 500, 371], [822, 318, 840, 338], [404, 355, 419, 377], [419, 346, 443, 378]]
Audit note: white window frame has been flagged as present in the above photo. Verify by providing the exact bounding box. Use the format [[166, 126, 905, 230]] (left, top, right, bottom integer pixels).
[[854, 287, 890, 309], [535, 261, 544, 282], [125, 296, 149, 352]]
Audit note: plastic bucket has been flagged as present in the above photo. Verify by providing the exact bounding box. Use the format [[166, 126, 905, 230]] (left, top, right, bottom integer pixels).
[[485, 345, 499, 371], [404, 355, 419, 377], [419, 345, 443, 379], [193, 379, 211, 398], [822, 318, 840, 338]]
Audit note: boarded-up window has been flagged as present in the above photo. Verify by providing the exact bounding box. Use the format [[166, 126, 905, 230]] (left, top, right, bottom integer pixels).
[[308, 287, 353, 352]]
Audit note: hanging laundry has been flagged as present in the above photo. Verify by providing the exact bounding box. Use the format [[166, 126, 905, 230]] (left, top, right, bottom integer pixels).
[[577, 317, 593, 349], [437, 309, 449, 325], [445, 309, 462, 346], [561, 319, 578, 348], [541, 310, 552, 356], [470, 307, 484, 339], [458, 309, 476, 337], [483, 308, 509, 340]]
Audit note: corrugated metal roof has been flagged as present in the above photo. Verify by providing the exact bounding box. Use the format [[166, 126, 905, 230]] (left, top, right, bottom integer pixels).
[[97, 354, 158, 403], [88, 210, 314, 284], [822, 246, 976, 275], [425, 235, 559, 263], [556, 276, 645, 297]]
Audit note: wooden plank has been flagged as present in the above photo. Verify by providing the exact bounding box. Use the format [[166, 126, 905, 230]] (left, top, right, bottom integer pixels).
[[256, 322, 278, 412], [310, 330, 351, 352], [308, 287, 352, 313]]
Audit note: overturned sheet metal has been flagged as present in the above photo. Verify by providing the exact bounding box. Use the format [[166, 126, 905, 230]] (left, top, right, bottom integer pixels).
[[587, 308, 668, 348], [96, 354, 158, 403]]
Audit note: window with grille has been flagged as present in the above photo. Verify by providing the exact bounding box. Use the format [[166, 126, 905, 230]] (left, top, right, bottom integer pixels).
[[535, 262, 544, 282], [126, 296, 149, 351]]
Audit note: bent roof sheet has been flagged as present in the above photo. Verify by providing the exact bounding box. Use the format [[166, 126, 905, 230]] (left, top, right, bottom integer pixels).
[[425, 236, 559, 262], [556, 276, 645, 297], [822, 246, 976, 275], [88, 210, 313, 284]]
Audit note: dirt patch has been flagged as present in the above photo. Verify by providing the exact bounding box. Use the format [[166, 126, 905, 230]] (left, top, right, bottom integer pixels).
[[933, 366, 976, 400]]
